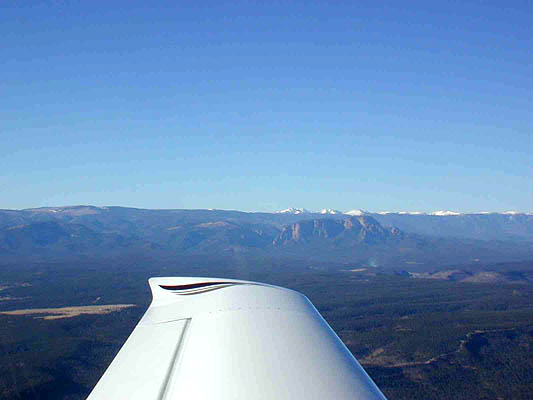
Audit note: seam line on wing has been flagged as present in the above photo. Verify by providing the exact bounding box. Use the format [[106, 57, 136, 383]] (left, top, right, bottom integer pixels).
[[158, 317, 191, 400], [152, 317, 192, 325]]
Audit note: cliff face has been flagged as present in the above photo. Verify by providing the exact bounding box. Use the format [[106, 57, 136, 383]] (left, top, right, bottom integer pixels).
[[274, 216, 401, 246]]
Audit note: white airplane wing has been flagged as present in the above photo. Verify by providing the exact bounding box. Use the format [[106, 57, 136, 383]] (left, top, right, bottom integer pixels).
[[87, 277, 387, 400]]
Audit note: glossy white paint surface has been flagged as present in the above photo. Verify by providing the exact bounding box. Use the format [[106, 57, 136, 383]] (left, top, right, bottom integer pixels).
[[87, 277, 387, 400]]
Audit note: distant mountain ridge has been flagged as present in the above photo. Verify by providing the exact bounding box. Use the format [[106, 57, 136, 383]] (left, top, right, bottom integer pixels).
[[319, 208, 343, 215], [276, 207, 532, 216], [276, 208, 311, 214], [371, 211, 533, 241], [18, 205, 532, 217], [1, 206, 533, 268], [2, 206, 533, 242], [272, 208, 533, 240]]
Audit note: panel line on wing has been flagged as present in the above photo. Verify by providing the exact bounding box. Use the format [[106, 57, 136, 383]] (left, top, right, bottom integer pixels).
[[158, 318, 192, 400]]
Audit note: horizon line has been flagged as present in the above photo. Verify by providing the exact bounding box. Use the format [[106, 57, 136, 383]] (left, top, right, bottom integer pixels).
[[1, 205, 532, 216]]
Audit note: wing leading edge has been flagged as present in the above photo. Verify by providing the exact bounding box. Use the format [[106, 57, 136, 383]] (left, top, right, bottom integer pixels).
[[87, 277, 387, 400]]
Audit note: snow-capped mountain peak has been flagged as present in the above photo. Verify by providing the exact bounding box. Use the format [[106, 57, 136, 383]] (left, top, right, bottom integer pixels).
[[431, 210, 461, 216], [345, 209, 369, 216], [277, 208, 311, 215], [320, 208, 343, 215], [377, 211, 426, 215]]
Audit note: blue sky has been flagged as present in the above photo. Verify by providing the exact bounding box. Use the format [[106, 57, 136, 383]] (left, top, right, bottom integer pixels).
[[1, 1, 532, 212]]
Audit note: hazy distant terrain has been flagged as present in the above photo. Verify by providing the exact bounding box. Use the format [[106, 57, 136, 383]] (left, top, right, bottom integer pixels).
[[1, 206, 533, 272], [372, 212, 533, 241]]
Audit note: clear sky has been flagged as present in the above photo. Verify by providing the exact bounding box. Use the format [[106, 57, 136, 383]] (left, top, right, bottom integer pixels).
[[1, 1, 532, 212]]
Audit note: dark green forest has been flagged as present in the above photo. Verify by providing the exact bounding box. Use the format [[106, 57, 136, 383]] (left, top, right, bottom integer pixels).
[[1, 255, 532, 399]]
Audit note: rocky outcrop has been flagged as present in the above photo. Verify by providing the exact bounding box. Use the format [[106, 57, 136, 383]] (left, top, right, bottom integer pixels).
[[274, 216, 401, 246]]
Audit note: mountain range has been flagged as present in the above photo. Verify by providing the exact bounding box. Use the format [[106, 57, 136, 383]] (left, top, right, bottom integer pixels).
[[278, 208, 533, 241], [278, 208, 531, 216], [1, 206, 533, 270]]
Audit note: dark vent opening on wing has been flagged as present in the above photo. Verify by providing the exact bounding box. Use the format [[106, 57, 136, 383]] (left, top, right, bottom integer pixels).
[[159, 281, 240, 291]]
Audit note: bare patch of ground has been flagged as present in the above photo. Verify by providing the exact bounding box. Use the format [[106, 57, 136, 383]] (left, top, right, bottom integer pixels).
[[361, 328, 520, 369], [0, 304, 136, 320], [360, 347, 407, 367], [196, 221, 233, 228], [360, 347, 385, 362], [0, 296, 27, 302]]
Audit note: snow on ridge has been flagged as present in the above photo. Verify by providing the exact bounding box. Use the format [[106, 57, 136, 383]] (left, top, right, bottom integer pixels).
[[277, 207, 349, 215], [345, 209, 369, 216], [320, 208, 343, 215], [457, 211, 532, 216], [376, 211, 426, 215], [277, 208, 311, 215], [431, 210, 461, 216], [375, 210, 531, 216]]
